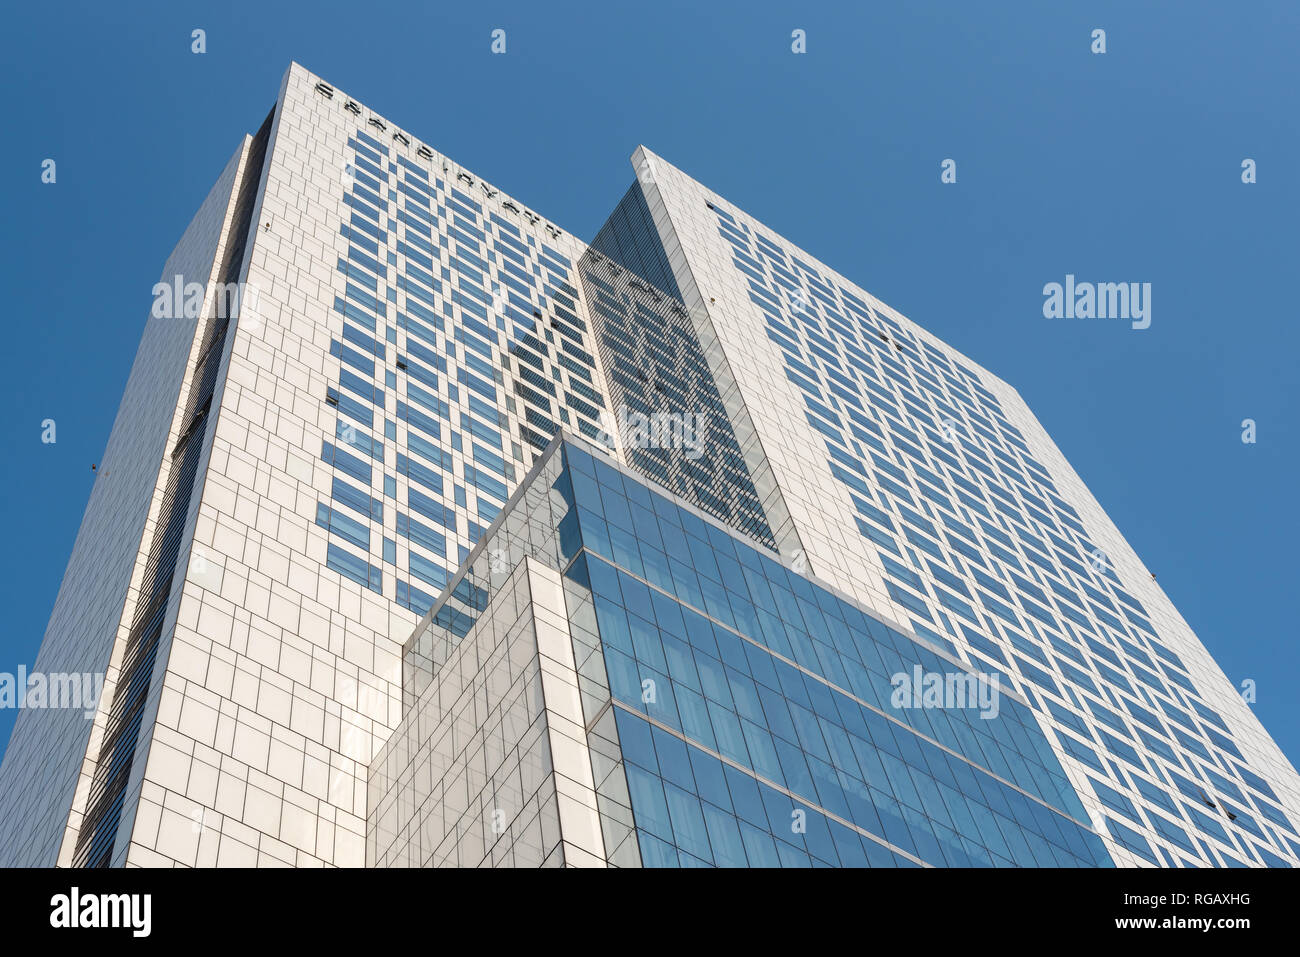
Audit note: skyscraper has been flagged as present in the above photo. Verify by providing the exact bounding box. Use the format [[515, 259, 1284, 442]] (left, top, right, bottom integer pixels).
[[2, 62, 1296, 868]]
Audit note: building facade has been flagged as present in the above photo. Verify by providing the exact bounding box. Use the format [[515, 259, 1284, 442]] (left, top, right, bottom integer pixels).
[[2, 63, 1296, 868], [369, 436, 1115, 867]]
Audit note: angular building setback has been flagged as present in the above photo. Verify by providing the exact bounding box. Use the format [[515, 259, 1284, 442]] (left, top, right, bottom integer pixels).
[[369, 437, 1114, 867], [1, 62, 1296, 868]]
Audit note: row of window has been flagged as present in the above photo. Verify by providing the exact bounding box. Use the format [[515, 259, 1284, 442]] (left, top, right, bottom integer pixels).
[[710, 204, 1297, 867], [317, 132, 617, 615]]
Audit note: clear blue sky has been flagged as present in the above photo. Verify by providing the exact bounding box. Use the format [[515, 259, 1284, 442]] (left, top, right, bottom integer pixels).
[[2, 0, 1296, 770]]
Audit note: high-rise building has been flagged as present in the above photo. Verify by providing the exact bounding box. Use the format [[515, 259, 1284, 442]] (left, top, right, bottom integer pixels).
[[2, 63, 1296, 868]]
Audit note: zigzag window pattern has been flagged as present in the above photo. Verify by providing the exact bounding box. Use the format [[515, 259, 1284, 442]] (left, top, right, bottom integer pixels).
[[319, 129, 614, 617], [710, 205, 1297, 869], [577, 183, 778, 550]]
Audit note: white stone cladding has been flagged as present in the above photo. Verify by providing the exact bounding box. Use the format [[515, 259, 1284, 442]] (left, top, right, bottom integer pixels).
[[108, 63, 619, 867], [0, 137, 258, 867], [368, 558, 607, 867], [633, 145, 1300, 867], [4, 61, 1294, 870]]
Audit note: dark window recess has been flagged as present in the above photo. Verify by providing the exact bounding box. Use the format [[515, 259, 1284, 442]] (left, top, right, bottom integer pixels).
[[74, 107, 274, 867], [315, 82, 334, 98]]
